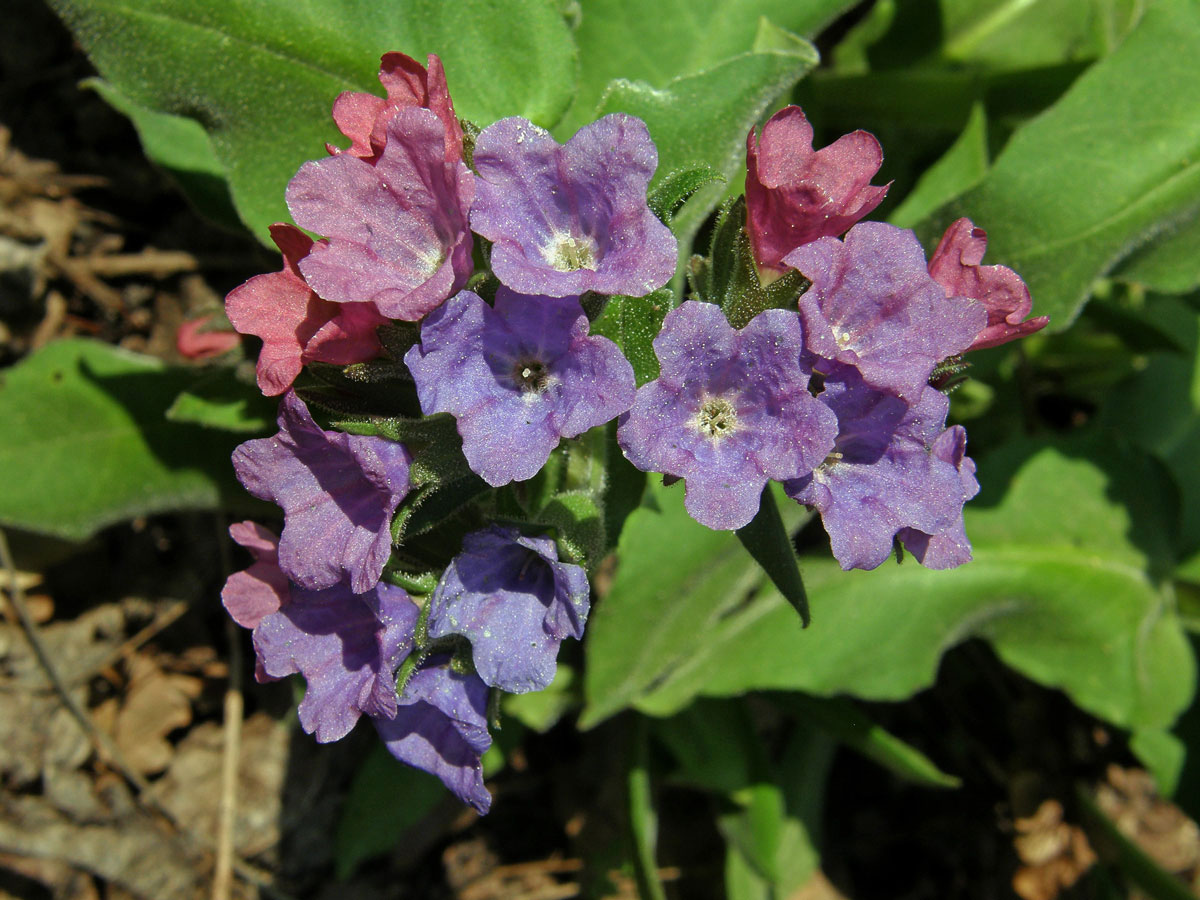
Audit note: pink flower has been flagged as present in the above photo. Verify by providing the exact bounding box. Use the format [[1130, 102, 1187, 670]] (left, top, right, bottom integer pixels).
[[224, 224, 387, 396], [176, 315, 239, 359], [928, 218, 1048, 351], [327, 51, 463, 165], [745, 106, 889, 273]]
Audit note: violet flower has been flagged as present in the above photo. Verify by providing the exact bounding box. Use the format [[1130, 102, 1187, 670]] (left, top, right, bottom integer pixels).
[[374, 659, 493, 814], [617, 301, 839, 531], [784, 222, 987, 400], [328, 51, 463, 164], [253, 581, 418, 743], [287, 107, 474, 321], [785, 366, 978, 570], [746, 105, 889, 273], [426, 526, 589, 694], [404, 288, 636, 486], [469, 114, 677, 298], [232, 392, 411, 593], [928, 217, 1049, 351], [225, 224, 387, 396]]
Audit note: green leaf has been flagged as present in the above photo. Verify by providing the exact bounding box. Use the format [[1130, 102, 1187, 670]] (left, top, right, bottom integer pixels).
[[334, 743, 447, 880], [51, 0, 578, 241], [580, 481, 767, 729], [559, 0, 855, 139], [1115, 212, 1200, 295], [590, 289, 670, 386], [0, 339, 257, 540], [165, 366, 277, 433], [594, 19, 820, 262], [648, 166, 727, 226], [633, 439, 1196, 764], [86, 78, 240, 229], [1129, 729, 1186, 798], [938, 0, 1144, 71], [627, 717, 667, 900], [889, 101, 988, 229], [927, 0, 1200, 330], [536, 490, 605, 567], [778, 694, 961, 789], [503, 664, 578, 733], [735, 485, 810, 626]]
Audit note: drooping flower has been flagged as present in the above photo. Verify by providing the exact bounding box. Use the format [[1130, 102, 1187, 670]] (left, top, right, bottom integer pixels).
[[895, 424, 979, 569], [928, 217, 1048, 351], [373, 658, 492, 814], [221, 521, 289, 630], [785, 365, 978, 570], [746, 105, 889, 273], [253, 581, 418, 743], [617, 301, 839, 531], [287, 107, 474, 321], [426, 526, 589, 694], [404, 288, 636, 486], [231, 391, 411, 593], [225, 224, 387, 396], [469, 114, 677, 298], [784, 222, 987, 401], [328, 51, 463, 164]]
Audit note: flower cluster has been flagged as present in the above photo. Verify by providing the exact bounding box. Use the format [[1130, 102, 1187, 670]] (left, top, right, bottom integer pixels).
[[220, 54, 1045, 813]]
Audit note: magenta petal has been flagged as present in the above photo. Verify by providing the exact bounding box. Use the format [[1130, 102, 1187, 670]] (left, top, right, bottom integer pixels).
[[221, 521, 289, 629], [746, 106, 889, 272], [288, 107, 474, 320], [470, 115, 677, 298], [225, 224, 384, 396], [254, 582, 417, 742], [786, 223, 987, 400], [928, 218, 1049, 351], [617, 301, 838, 531], [231, 392, 411, 593]]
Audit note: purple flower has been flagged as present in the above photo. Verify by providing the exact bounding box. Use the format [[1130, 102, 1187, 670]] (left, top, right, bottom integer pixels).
[[469, 114, 677, 298], [232, 392, 411, 593], [253, 581, 418, 743], [784, 222, 987, 400], [746, 105, 888, 273], [404, 288, 636, 486], [617, 301, 839, 531], [286, 106, 474, 321], [784, 366, 978, 570], [895, 425, 979, 569], [426, 526, 589, 694], [374, 659, 492, 814]]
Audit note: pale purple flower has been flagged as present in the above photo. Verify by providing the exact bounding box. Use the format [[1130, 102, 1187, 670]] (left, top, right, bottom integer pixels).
[[404, 288, 636, 486], [426, 526, 589, 694], [231, 392, 411, 593], [374, 659, 492, 814], [617, 301, 839, 531], [286, 106, 474, 321], [253, 582, 418, 743], [784, 222, 987, 400], [746, 105, 888, 273], [895, 425, 979, 568], [785, 366, 978, 570], [928, 217, 1048, 351], [469, 114, 677, 297]]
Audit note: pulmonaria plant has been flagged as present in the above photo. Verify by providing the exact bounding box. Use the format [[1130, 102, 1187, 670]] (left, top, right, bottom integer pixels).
[[220, 42, 1044, 817]]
